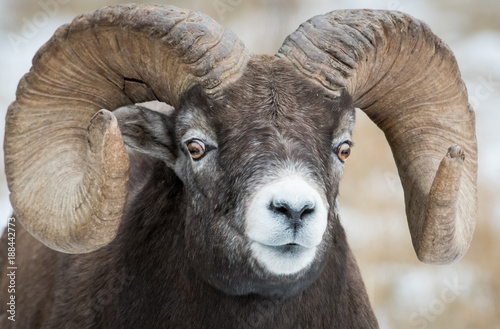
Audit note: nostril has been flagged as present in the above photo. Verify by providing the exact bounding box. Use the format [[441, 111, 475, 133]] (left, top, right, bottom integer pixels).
[[270, 200, 315, 221], [301, 206, 314, 217], [298, 203, 315, 220], [274, 205, 289, 216]]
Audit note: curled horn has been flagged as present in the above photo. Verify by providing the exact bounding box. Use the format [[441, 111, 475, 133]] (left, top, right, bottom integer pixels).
[[278, 10, 477, 264], [4, 4, 250, 253]]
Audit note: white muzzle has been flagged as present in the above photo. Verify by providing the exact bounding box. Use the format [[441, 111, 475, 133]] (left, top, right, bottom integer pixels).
[[245, 175, 328, 275]]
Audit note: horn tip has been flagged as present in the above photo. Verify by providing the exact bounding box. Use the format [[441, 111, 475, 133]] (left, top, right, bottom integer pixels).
[[447, 144, 465, 162], [87, 109, 117, 153]]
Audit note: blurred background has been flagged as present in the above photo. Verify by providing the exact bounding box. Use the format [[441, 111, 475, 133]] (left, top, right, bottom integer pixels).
[[0, 0, 498, 327]]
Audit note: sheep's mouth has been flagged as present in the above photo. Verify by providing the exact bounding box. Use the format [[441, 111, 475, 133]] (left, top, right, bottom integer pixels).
[[274, 243, 306, 254], [255, 241, 310, 255], [250, 241, 317, 275]]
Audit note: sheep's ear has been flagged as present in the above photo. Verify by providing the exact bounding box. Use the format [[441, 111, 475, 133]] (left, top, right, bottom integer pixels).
[[114, 105, 176, 164]]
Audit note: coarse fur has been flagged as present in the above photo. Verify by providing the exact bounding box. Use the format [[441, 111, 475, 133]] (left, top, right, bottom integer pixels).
[[0, 56, 377, 328]]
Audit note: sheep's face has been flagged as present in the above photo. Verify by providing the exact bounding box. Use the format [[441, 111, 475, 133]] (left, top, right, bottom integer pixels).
[[119, 58, 355, 298], [169, 58, 355, 298]]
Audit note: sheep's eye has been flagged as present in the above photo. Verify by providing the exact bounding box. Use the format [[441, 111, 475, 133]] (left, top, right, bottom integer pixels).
[[337, 142, 352, 162], [187, 139, 206, 160]]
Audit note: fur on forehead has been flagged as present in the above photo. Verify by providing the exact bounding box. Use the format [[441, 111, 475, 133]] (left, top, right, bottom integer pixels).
[[220, 56, 354, 125], [214, 56, 356, 152], [173, 56, 356, 147]]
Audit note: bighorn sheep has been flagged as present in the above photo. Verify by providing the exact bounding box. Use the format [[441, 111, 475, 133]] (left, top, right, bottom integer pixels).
[[0, 4, 477, 328]]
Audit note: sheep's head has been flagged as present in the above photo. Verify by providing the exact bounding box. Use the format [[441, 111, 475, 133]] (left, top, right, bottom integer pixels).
[[5, 5, 477, 297], [114, 57, 355, 296]]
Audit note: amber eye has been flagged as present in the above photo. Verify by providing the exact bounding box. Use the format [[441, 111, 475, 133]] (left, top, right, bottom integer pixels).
[[187, 140, 206, 160], [337, 142, 352, 162]]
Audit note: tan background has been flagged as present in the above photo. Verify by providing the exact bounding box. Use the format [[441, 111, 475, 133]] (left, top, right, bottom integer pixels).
[[0, 0, 499, 328]]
